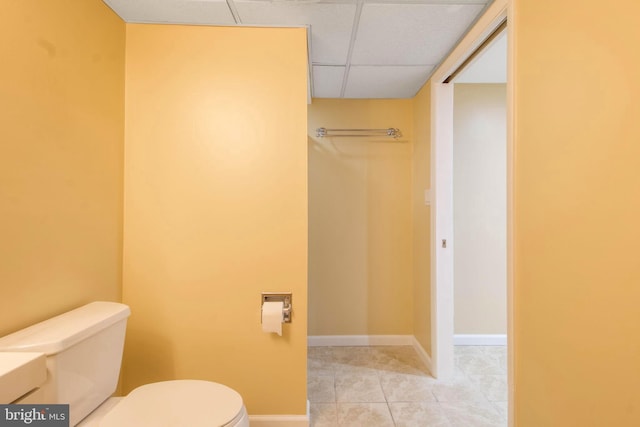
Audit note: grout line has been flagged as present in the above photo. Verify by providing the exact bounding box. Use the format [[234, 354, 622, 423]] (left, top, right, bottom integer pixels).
[[386, 401, 397, 427]]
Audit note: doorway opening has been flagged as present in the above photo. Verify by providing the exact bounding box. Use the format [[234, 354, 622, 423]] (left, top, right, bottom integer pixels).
[[429, 0, 512, 424], [452, 30, 507, 347]]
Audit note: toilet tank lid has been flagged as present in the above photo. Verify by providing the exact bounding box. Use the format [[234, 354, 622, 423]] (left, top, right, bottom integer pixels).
[[0, 302, 131, 355]]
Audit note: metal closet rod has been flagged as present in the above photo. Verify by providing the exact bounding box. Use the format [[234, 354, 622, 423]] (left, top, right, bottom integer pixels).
[[316, 127, 403, 139]]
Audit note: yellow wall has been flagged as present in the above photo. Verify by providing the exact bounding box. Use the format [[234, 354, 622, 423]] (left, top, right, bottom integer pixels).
[[122, 24, 308, 415], [411, 83, 432, 352], [0, 0, 125, 336], [308, 99, 414, 336], [513, 0, 640, 425]]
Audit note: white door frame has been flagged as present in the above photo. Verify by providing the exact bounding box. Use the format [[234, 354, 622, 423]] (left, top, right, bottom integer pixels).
[[429, 1, 513, 414]]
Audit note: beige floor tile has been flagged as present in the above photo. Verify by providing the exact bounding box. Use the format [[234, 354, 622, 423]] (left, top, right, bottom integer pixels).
[[468, 374, 508, 402], [337, 403, 394, 426], [329, 348, 381, 375], [309, 346, 335, 361], [309, 358, 336, 377], [309, 376, 336, 403], [310, 403, 338, 427], [381, 359, 430, 376], [453, 346, 487, 356], [388, 402, 452, 427], [335, 374, 386, 402], [431, 379, 487, 403], [330, 346, 373, 363], [455, 353, 504, 376], [370, 346, 419, 360], [308, 345, 509, 425], [497, 352, 507, 371], [370, 346, 430, 375], [440, 401, 506, 427], [482, 346, 507, 357], [380, 373, 436, 402], [483, 346, 508, 372], [334, 361, 381, 376], [493, 401, 508, 420]]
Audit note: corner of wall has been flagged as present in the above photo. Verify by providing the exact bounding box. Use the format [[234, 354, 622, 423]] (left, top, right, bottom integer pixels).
[[411, 81, 432, 354]]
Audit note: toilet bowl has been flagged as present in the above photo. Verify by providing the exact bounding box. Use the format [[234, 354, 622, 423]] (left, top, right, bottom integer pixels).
[[0, 302, 249, 427]]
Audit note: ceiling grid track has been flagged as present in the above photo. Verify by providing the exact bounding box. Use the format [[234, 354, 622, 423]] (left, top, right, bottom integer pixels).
[[306, 24, 314, 102], [226, 0, 242, 24], [339, 0, 365, 98]]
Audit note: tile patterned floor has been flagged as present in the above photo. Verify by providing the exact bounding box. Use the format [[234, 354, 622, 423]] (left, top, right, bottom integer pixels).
[[308, 345, 507, 426]]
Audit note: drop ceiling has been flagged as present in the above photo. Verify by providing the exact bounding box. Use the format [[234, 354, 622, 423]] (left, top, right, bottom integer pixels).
[[103, 0, 492, 99]]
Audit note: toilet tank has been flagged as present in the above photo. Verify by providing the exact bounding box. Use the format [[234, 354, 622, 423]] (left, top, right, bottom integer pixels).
[[0, 302, 131, 426]]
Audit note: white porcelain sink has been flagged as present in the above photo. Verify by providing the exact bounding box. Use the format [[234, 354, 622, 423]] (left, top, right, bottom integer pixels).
[[0, 352, 47, 403]]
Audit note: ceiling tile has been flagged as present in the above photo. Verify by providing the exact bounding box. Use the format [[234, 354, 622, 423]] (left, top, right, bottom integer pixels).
[[312, 66, 345, 98], [104, 0, 491, 99], [235, 1, 357, 64], [104, 0, 235, 25], [351, 3, 486, 65], [344, 65, 432, 98]]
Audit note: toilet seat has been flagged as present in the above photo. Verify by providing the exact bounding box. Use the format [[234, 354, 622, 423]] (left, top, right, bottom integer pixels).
[[100, 380, 247, 427]]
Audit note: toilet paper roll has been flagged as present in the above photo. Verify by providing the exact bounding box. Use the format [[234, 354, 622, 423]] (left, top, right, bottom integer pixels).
[[261, 301, 284, 336]]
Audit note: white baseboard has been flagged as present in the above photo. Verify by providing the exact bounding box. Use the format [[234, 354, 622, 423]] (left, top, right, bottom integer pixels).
[[411, 337, 433, 374], [249, 402, 309, 427], [248, 415, 309, 427], [307, 335, 414, 347], [453, 334, 507, 346]]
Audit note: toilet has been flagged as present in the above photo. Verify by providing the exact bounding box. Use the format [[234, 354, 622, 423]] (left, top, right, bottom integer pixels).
[[0, 302, 249, 427]]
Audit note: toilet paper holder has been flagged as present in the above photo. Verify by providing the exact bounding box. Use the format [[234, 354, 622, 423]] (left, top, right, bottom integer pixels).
[[261, 292, 292, 323]]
